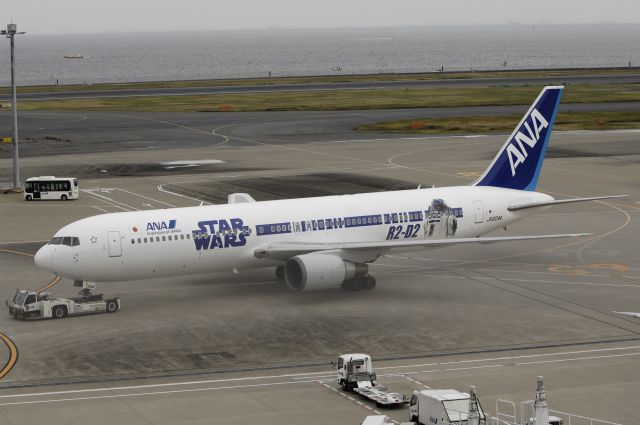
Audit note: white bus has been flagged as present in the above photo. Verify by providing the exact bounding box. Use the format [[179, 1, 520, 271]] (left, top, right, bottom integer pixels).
[[24, 176, 79, 201]]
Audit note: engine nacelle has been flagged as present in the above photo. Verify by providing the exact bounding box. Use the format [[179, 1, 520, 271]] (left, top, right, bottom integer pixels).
[[284, 254, 367, 292]]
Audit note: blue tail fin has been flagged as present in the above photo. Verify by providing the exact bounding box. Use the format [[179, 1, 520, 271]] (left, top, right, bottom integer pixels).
[[473, 86, 563, 191]]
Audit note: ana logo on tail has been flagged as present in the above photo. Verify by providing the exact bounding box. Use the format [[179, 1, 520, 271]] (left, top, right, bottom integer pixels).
[[507, 108, 549, 176], [473, 86, 563, 191]]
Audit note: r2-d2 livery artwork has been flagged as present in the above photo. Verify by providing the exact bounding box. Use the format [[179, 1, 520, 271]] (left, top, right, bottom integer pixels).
[[425, 199, 462, 239]]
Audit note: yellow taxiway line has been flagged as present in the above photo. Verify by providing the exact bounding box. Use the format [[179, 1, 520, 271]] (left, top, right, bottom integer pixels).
[[0, 332, 18, 380]]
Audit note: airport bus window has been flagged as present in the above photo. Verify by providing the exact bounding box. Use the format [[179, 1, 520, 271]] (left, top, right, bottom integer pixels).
[[73, 179, 78, 188]]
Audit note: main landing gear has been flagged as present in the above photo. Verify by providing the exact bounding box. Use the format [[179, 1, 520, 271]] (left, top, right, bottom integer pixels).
[[342, 274, 376, 291]]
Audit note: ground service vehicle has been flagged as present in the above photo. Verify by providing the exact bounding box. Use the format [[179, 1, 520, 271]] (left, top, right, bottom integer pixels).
[[335, 353, 406, 407], [7, 288, 119, 319], [409, 388, 486, 425], [24, 176, 78, 201]]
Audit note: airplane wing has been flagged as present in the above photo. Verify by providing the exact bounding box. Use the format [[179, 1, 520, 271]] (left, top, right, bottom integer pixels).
[[254, 233, 590, 260], [507, 195, 627, 211]]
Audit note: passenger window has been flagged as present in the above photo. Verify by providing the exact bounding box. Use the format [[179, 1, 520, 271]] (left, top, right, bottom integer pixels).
[[180, 234, 184, 240], [144, 238, 148, 243], [162, 236, 166, 241], [131, 239, 135, 244], [156, 237, 160, 242], [186, 234, 190, 240], [137, 238, 141, 243]]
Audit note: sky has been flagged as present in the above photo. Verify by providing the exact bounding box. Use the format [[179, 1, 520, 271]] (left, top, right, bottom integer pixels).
[[3, 0, 640, 34]]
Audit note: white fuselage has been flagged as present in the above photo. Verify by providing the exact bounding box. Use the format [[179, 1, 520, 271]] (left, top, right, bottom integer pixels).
[[35, 186, 551, 282]]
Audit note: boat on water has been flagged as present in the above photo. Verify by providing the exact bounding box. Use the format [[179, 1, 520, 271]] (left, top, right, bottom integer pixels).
[[64, 54, 84, 59]]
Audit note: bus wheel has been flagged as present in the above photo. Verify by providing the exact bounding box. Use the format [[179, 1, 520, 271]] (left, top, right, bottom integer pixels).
[[25, 195, 32, 201], [61, 194, 68, 201]]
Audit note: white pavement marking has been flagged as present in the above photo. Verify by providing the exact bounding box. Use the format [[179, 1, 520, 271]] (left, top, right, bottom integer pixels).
[[400, 375, 431, 389], [514, 351, 640, 366], [373, 344, 640, 370], [0, 379, 322, 407], [318, 382, 395, 423], [157, 184, 209, 205], [81, 189, 138, 211], [328, 134, 487, 143], [3, 345, 640, 406], [114, 188, 176, 208]]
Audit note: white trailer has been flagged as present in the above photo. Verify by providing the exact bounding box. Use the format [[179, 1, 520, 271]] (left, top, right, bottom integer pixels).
[[7, 289, 120, 320], [409, 388, 487, 425], [335, 353, 407, 408], [361, 415, 413, 425]]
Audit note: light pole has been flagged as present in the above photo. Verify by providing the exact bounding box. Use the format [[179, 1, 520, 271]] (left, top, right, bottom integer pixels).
[[1, 23, 26, 190]]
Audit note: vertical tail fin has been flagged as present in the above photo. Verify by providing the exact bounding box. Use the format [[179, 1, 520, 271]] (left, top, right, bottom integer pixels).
[[473, 86, 563, 191]]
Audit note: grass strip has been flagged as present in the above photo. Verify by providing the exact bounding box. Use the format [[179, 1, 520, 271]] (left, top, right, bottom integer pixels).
[[11, 84, 640, 113], [2, 67, 639, 95], [355, 111, 640, 134]]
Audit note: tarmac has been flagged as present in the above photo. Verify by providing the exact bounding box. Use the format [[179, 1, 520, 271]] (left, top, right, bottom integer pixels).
[[0, 106, 638, 424]]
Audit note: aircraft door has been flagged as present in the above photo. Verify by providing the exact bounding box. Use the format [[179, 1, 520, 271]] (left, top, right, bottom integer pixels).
[[473, 200, 484, 224], [107, 231, 122, 257]]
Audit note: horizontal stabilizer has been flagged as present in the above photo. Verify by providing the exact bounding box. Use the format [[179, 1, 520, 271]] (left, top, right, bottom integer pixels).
[[508, 195, 627, 211], [228, 193, 256, 204], [613, 311, 640, 319], [255, 233, 590, 260]]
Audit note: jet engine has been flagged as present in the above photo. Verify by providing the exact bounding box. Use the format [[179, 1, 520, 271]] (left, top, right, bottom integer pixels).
[[284, 253, 367, 292]]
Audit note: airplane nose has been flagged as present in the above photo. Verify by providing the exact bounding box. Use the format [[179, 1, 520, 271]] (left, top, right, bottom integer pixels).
[[34, 246, 53, 271]]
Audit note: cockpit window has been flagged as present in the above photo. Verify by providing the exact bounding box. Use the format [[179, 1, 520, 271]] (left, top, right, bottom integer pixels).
[[49, 236, 80, 246], [49, 237, 63, 245]]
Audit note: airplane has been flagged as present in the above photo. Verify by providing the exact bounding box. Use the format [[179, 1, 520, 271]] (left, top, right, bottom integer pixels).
[[34, 86, 625, 292]]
